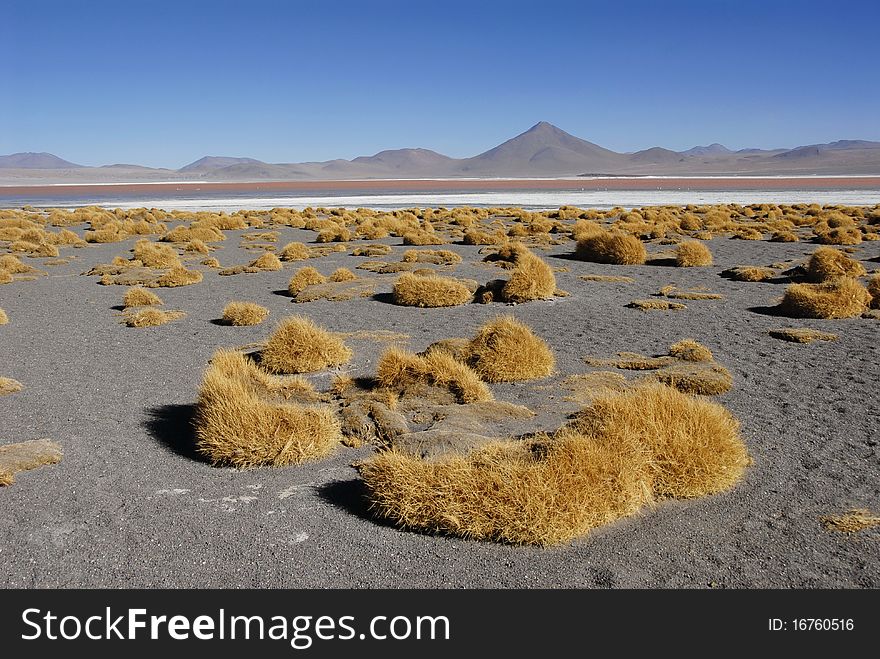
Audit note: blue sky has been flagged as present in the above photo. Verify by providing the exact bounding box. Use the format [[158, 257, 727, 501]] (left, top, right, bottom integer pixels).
[[3, 0, 879, 168]]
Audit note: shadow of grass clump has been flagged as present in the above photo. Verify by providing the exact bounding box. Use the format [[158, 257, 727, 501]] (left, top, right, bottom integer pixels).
[[143, 404, 206, 462]]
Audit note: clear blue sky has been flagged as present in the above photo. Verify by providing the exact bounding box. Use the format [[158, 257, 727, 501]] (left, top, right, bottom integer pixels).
[[3, 0, 878, 168]]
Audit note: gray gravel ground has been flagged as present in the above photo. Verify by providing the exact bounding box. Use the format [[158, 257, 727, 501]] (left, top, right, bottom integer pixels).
[[1, 221, 878, 588]]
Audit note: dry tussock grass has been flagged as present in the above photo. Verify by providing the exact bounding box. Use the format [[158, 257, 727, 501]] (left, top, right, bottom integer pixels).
[[294, 280, 376, 303], [805, 247, 866, 282], [359, 382, 748, 545], [781, 278, 871, 319], [769, 328, 838, 343], [201, 257, 221, 268], [668, 339, 713, 362], [288, 267, 327, 295], [868, 274, 880, 309], [820, 509, 880, 533], [576, 231, 647, 265], [278, 242, 311, 261], [646, 362, 733, 396], [221, 301, 269, 326], [123, 287, 162, 308], [402, 249, 461, 265], [249, 251, 283, 271], [628, 299, 686, 311], [501, 249, 556, 303], [0, 308, 7, 325], [0, 377, 24, 395], [376, 347, 491, 404], [464, 316, 554, 382], [153, 266, 203, 288], [194, 350, 340, 468], [392, 273, 474, 307], [579, 274, 634, 283], [261, 316, 352, 374], [352, 244, 393, 257], [0, 439, 63, 486], [123, 308, 186, 327], [721, 266, 777, 282], [675, 241, 713, 267], [329, 267, 357, 282], [133, 240, 181, 269]]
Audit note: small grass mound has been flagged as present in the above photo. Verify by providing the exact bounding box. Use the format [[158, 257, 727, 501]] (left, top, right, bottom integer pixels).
[[153, 266, 203, 288], [123, 308, 186, 327], [392, 273, 473, 307], [0, 377, 24, 396], [579, 274, 635, 283], [869, 274, 880, 309], [675, 241, 713, 267], [194, 350, 340, 468], [329, 267, 358, 282], [0, 308, 7, 325], [628, 299, 686, 311], [464, 316, 555, 382], [358, 382, 748, 545], [769, 328, 838, 343], [721, 266, 776, 282], [279, 242, 311, 261], [376, 347, 491, 403], [806, 247, 866, 282], [0, 439, 63, 486], [781, 278, 871, 319], [668, 339, 713, 362], [249, 251, 283, 271], [821, 509, 880, 533], [575, 231, 647, 265], [288, 267, 327, 295], [261, 316, 352, 374], [123, 287, 163, 308], [221, 301, 269, 326], [500, 250, 556, 303]]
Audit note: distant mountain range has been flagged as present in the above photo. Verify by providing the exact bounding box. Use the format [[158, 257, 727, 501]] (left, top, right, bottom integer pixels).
[[3, 122, 880, 183]]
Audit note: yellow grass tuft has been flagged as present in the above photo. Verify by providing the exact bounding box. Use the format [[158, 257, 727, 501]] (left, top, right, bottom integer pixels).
[[194, 349, 340, 468], [221, 301, 270, 326], [123, 287, 163, 308], [0, 377, 24, 395], [0, 439, 63, 486], [668, 339, 713, 362], [288, 266, 326, 295], [201, 257, 221, 268], [260, 316, 352, 374], [123, 308, 186, 327], [805, 247, 866, 282], [329, 267, 358, 282], [675, 241, 713, 267], [249, 251, 283, 271], [464, 316, 555, 382], [576, 231, 647, 265], [721, 266, 776, 282], [868, 274, 880, 309], [133, 239, 181, 269], [359, 382, 748, 545], [500, 250, 556, 303], [781, 278, 871, 319], [376, 347, 492, 403], [392, 273, 474, 307], [279, 241, 311, 261], [646, 362, 733, 396], [153, 266, 203, 288], [628, 299, 686, 311], [821, 509, 880, 533], [579, 274, 634, 283], [0, 308, 7, 325], [769, 328, 838, 343]]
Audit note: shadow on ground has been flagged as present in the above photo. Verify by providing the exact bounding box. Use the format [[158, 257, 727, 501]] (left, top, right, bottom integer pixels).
[[316, 479, 398, 530], [143, 404, 206, 462]]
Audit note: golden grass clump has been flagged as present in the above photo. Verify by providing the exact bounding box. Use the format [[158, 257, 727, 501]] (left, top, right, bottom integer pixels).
[[0, 439, 63, 487], [821, 509, 880, 533], [392, 273, 473, 307], [575, 231, 647, 265], [376, 347, 491, 404], [647, 362, 733, 396], [194, 349, 340, 468], [249, 251, 283, 271], [153, 265, 203, 288], [805, 247, 866, 282], [0, 377, 24, 395], [770, 231, 799, 242], [675, 241, 713, 267], [329, 267, 358, 282], [278, 241, 311, 261], [720, 266, 777, 282], [464, 316, 554, 382], [123, 286, 163, 308], [0, 254, 38, 275], [288, 266, 326, 295], [221, 301, 270, 326], [579, 274, 635, 283], [569, 383, 749, 498], [184, 239, 210, 254], [133, 239, 181, 269], [260, 316, 352, 374], [123, 308, 186, 327], [0, 308, 7, 325], [769, 328, 838, 343], [628, 299, 686, 311], [781, 278, 871, 319], [815, 227, 862, 245], [201, 257, 221, 268], [668, 339, 713, 362], [358, 382, 748, 545], [401, 249, 462, 265], [868, 274, 880, 309], [500, 250, 556, 303]]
